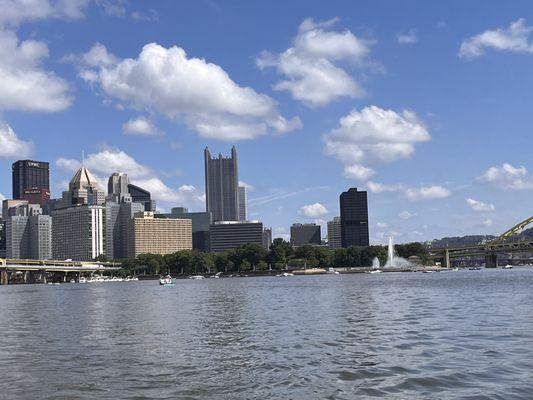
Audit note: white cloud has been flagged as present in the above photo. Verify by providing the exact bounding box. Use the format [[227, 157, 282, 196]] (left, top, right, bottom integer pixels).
[[0, 122, 33, 158], [477, 163, 533, 190], [298, 202, 328, 218], [399, 210, 415, 220], [459, 19, 533, 59], [256, 17, 372, 107], [465, 198, 495, 212], [376, 222, 388, 229], [0, 0, 89, 26], [482, 218, 493, 227], [74, 42, 301, 140], [122, 116, 161, 136], [0, 193, 5, 201], [324, 106, 430, 180], [366, 180, 402, 193], [56, 147, 204, 209], [344, 164, 375, 180], [0, 29, 71, 112], [397, 30, 418, 44], [405, 185, 450, 201]]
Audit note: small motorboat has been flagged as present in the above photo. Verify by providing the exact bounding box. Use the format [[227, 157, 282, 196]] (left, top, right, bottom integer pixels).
[[188, 275, 205, 280], [277, 272, 294, 277], [79, 277, 87, 283], [367, 270, 382, 274], [159, 275, 174, 286], [503, 265, 513, 269], [326, 268, 340, 275], [70, 279, 76, 284]]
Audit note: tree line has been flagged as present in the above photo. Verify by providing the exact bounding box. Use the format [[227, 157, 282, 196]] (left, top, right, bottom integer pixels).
[[110, 239, 429, 276]]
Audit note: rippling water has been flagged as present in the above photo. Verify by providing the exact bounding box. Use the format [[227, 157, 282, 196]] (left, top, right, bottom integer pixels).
[[1, 269, 533, 399]]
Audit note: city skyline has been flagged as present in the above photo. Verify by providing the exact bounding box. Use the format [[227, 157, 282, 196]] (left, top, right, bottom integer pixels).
[[0, 1, 532, 244]]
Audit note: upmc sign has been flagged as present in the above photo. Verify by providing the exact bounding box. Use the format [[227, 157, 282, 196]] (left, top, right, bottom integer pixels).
[[27, 161, 42, 168]]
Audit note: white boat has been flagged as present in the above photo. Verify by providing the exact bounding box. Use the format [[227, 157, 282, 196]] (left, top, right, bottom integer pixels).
[[189, 275, 205, 280], [326, 268, 340, 275], [367, 270, 382, 274], [277, 272, 294, 277], [79, 277, 87, 283], [159, 275, 174, 286], [70, 279, 76, 284], [503, 264, 513, 269]]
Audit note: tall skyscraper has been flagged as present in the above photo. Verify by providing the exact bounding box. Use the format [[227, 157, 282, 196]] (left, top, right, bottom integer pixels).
[[327, 217, 342, 249], [238, 186, 248, 221], [62, 165, 105, 206], [340, 188, 369, 247], [128, 183, 155, 212], [108, 172, 131, 203], [12, 160, 50, 200], [204, 146, 239, 222], [290, 223, 321, 246]]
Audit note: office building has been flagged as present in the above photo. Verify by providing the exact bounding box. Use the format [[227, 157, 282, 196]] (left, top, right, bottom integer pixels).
[[171, 207, 212, 252], [52, 205, 105, 261], [263, 227, 272, 251], [126, 212, 192, 258], [209, 221, 263, 253], [128, 183, 155, 212], [340, 188, 369, 247], [12, 160, 50, 200], [327, 217, 342, 249], [290, 223, 321, 246], [21, 187, 50, 207], [2, 199, 28, 219], [5, 204, 51, 260], [106, 201, 144, 260], [62, 165, 105, 206], [107, 172, 132, 203], [238, 186, 248, 221], [204, 146, 239, 222]]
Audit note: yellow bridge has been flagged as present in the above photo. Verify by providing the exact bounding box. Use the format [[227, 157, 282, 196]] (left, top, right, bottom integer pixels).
[[429, 217, 533, 268]]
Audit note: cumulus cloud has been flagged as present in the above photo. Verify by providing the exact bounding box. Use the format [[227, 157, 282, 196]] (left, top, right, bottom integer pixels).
[[324, 106, 430, 180], [396, 30, 418, 44], [466, 198, 495, 212], [0, 0, 89, 26], [73, 42, 301, 140], [56, 147, 204, 208], [366, 181, 402, 193], [0, 29, 71, 112], [482, 218, 493, 227], [404, 185, 450, 201], [122, 116, 161, 136], [257, 17, 372, 107], [460, 19, 533, 59], [399, 210, 415, 220], [376, 222, 388, 229], [0, 122, 33, 158], [477, 163, 533, 190], [298, 202, 328, 218]]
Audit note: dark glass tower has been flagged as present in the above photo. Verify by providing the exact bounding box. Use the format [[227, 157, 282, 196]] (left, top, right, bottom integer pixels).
[[128, 184, 155, 212], [204, 146, 239, 222], [12, 160, 50, 200], [340, 188, 369, 247]]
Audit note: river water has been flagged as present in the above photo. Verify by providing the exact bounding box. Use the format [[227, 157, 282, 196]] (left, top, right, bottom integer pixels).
[[1, 268, 533, 399]]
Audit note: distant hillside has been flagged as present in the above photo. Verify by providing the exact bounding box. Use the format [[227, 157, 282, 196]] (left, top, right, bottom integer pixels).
[[429, 227, 533, 248]]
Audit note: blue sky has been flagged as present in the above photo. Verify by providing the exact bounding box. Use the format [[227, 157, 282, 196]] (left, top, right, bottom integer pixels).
[[1, 0, 533, 244]]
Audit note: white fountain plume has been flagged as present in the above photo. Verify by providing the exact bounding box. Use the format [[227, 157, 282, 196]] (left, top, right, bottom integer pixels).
[[388, 236, 395, 268], [372, 257, 380, 270]]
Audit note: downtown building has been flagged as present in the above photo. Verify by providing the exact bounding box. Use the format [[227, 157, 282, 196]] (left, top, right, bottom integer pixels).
[[12, 160, 50, 200], [52, 166, 106, 261], [340, 188, 369, 247], [290, 223, 321, 246], [327, 217, 342, 249], [5, 203, 52, 260], [170, 207, 212, 252], [204, 146, 239, 222], [209, 221, 263, 253], [126, 211, 192, 258], [238, 185, 248, 221]]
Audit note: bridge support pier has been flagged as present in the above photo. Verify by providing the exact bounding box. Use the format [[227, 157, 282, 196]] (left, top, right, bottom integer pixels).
[[444, 249, 450, 269], [485, 253, 498, 268], [1, 269, 8, 285]]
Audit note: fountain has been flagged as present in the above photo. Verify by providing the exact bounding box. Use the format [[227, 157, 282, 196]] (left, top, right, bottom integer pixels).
[[387, 236, 395, 267], [372, 257, 380, 269], [385, 236, 412, 268]]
